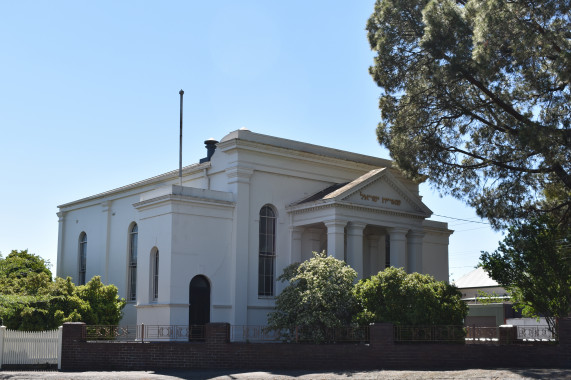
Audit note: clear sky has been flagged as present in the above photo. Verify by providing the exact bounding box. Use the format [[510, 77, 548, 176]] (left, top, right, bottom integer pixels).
[[0, 0, 503, 282]]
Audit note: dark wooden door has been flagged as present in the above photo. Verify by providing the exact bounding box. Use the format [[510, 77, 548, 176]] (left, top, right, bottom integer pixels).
[[189, 275, 210, 340]]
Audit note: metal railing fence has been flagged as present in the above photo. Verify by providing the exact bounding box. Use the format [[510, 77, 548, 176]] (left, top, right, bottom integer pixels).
[[230, 325, 369, 343], [393, 325, 465, 343], [84, 324, 368, 343], [465, 326, 499, 343], [84, 324, 205, 342], [516, 325, 554, 341]]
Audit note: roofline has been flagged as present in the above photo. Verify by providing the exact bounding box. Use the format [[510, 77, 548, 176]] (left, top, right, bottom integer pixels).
[[58, 162, 210, 209], [219, 129, 397, 170]]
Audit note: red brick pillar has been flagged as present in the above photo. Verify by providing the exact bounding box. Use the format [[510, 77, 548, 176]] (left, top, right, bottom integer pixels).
[[60, 322, 86, 370], [499, 324, 517, 345], [205, 323, 230, 344], [558, 318, 571, 346], [369, 323, 394, 346]]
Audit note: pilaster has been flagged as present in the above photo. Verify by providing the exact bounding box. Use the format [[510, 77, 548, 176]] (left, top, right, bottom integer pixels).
[[290, 227, 303, 264], [226, 166, 254, 325], [56, 211, 66, 278]]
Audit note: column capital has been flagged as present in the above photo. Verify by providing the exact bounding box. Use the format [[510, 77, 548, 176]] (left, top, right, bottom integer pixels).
[[367, 233, 380, 241], [408, 230, 425, 239], [101, 200, 112, 213], [290, 226, 304, 238], [57, 211, 66, 222], [323, 219, 348, 229], [225, 166, 254, 184], [387, 227, 409, 235], [347, 221, 367, 234]]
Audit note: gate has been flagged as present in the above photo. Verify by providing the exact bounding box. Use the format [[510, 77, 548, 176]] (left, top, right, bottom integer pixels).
[[0, 326, 62, 369]]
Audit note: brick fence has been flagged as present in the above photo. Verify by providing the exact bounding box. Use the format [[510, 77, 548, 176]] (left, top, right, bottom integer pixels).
[[60, 319, 571, 371]]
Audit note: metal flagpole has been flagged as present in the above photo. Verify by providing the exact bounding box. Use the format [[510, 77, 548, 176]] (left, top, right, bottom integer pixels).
[[179, 89, 184, 186]]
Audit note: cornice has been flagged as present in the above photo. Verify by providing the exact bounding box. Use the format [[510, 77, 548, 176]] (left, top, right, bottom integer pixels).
[[133, 193, 235, 211], [218, 137, 393, 174], [286, 200, 428, 221]]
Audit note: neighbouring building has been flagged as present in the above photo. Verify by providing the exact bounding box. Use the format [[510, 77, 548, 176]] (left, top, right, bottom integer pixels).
[[57, 129, 453, 327], [454, 267, 520, 326]]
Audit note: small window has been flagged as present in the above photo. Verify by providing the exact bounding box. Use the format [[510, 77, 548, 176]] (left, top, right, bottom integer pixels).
[[128, 224, 138, 301], [258, 205, 276, 297], [78, 232, 87, 285], [151, 249, 159, 301]]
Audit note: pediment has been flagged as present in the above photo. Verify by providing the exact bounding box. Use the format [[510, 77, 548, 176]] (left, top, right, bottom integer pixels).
[[323, 168, 432, 216]]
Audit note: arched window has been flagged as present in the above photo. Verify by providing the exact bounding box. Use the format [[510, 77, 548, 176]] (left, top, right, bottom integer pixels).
[[128, 223, 138, 301], [258, 205, 276, 297], [151, 248, 159, 301], [78, 232, 87, 285]]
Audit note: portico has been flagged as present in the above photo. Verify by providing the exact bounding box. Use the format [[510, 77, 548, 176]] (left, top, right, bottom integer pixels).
[[286, 168, 433, 278]]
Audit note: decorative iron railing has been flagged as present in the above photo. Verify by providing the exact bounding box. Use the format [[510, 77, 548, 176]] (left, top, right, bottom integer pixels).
[[230, 325, 283, 342], [393, 325, 465, 343], [84, 325, 136, 341], [230, 325, 369, 343], [83, 324, 205, 342], [516, 325, 554, 341], [465, 326, 499, 343]]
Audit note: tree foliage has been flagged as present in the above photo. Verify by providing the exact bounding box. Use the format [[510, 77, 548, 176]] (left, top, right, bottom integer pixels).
[[0, 250, 125, 330], [480, 216, 571, 334], [267, 252, 358, 342], [354, 267, 467, 326], [367, 0, 571, 228]]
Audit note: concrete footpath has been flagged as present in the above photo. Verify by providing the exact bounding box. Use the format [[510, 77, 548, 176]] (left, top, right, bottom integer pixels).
[[1, 369, 571, 379]]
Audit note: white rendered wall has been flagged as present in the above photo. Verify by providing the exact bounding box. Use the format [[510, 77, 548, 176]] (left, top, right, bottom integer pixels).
[[57, 130, 453, 328]]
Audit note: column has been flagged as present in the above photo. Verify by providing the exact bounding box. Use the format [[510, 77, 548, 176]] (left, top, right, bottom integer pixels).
[[324, 220, 347, 261], [347, 222, 366, 279], [407, 230, 424, 274], [368, 234, 380, 277], [387, 227, 408, 270]]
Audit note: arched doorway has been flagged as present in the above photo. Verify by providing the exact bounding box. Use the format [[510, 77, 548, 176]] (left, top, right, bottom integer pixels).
[[189, 275, 210, 341]]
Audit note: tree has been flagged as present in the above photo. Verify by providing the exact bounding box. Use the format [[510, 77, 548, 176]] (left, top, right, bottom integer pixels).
[[267, 252, 358, 343], [0, 250, 125, 330], [480, 215, 571, 335], [367, 0, 570, 228], [354, 267, 467, 326]]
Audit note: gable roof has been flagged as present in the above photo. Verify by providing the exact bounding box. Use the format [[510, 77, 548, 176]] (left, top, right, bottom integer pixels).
[[290, 168, 432, 217], [454, 267, 500, 289]]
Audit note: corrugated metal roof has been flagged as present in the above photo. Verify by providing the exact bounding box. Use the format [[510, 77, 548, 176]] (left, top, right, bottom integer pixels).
[[453, 267, 499, 288]]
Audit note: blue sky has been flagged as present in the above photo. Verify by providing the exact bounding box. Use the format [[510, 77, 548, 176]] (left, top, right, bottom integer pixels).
[[0, 1, 503, 281]]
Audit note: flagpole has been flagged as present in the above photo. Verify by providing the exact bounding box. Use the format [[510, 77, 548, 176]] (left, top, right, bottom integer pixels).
[[179, 89, 184, 186]]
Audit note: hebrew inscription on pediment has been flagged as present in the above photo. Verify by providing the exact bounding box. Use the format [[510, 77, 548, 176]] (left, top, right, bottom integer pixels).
[[358, 191, 401, 206], [344, 178, 419, 212]]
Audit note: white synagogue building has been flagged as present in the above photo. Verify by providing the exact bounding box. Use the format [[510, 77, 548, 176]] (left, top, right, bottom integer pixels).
[[56, 129, 452, 327]]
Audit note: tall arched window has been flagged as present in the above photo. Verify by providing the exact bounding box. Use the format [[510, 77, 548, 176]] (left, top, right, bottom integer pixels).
[[78, 232, 87, 285], [258, 205, 276, 297], [151, 248, 159, 301], [128, 223, 138, 301]]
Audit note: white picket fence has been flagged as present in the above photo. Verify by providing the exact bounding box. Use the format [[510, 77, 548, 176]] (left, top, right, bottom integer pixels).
[[0, 326, 62, 369]]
